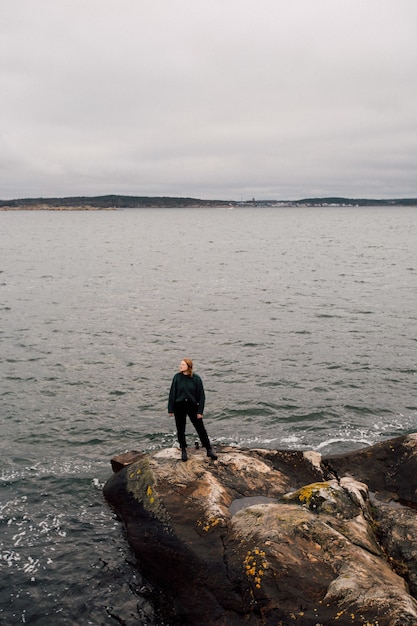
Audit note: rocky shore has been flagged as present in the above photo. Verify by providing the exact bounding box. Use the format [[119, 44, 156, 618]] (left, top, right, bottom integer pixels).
[[103, 435, 417, 625]]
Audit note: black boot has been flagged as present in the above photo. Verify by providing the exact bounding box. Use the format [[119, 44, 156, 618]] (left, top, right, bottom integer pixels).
[[181, 448, 188, 462], [207, 448, 217, 460]]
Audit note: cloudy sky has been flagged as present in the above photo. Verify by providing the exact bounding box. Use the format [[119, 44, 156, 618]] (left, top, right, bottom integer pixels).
[[1, 1, 416, 201]]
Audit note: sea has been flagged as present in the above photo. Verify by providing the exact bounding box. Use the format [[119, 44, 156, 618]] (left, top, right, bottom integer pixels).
[[1, 205, 416, 624]]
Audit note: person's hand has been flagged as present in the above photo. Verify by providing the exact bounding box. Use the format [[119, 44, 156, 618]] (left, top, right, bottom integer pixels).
[[169, 413, 173, 416], [197, 414, 203, 419]]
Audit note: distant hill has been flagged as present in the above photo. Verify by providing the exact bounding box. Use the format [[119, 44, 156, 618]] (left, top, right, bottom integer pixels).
[[0, 195, 231, 209], [1, 194, 416, 209]]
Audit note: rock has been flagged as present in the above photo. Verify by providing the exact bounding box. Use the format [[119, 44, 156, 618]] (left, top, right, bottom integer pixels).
[[110, 449, 143, 472], [325, 433, 417, 505], [103, 436, 417, 625]]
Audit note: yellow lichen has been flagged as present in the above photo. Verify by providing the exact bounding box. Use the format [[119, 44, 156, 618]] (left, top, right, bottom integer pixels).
[[297, 482, 331, 504], [198, 516, 221, 532], [126, 459, 170, 525], [243, 548, 267, 589]]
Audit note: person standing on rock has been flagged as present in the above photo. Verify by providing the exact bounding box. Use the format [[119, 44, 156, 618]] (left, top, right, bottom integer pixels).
[[168, 358, 218, 462]]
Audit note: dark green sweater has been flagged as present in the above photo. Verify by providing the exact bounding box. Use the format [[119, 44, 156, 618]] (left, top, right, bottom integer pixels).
[[168, 373, 205, 414]]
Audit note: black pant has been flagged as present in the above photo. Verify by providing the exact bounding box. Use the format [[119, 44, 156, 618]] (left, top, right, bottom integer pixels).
[[174, 400, 211, 449]]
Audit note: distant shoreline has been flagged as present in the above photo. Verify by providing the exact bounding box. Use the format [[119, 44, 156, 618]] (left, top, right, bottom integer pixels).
[[0, 204, 121, 211], [0, 204, 117, 211], [1, 195, 417, 210]]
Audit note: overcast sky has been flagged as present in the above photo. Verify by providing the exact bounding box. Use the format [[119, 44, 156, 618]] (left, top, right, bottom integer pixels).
[[1, 1, 416, 201]]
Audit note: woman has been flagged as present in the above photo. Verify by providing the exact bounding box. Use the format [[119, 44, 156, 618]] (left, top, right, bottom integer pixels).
[[168, 358, 217, 462]]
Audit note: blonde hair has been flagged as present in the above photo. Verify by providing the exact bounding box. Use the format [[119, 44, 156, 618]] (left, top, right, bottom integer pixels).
[[183, 358, 193, 376]]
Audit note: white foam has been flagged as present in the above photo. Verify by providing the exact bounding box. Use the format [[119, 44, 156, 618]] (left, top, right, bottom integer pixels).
[[315, 438, 373, 451]]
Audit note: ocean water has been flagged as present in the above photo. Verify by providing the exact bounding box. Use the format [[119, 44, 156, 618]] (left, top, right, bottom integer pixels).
[[1, 205, 416, 623]]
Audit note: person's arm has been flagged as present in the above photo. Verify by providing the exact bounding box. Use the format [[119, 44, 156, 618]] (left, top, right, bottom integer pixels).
[[195, 375, 205, 417], [168, 376, 177, 414]]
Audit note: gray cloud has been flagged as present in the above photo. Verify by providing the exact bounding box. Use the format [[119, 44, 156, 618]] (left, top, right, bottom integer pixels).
[[1, 0, 417, 200]]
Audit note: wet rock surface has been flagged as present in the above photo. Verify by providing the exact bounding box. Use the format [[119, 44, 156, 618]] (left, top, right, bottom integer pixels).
[[103, 435, 417, 625]]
